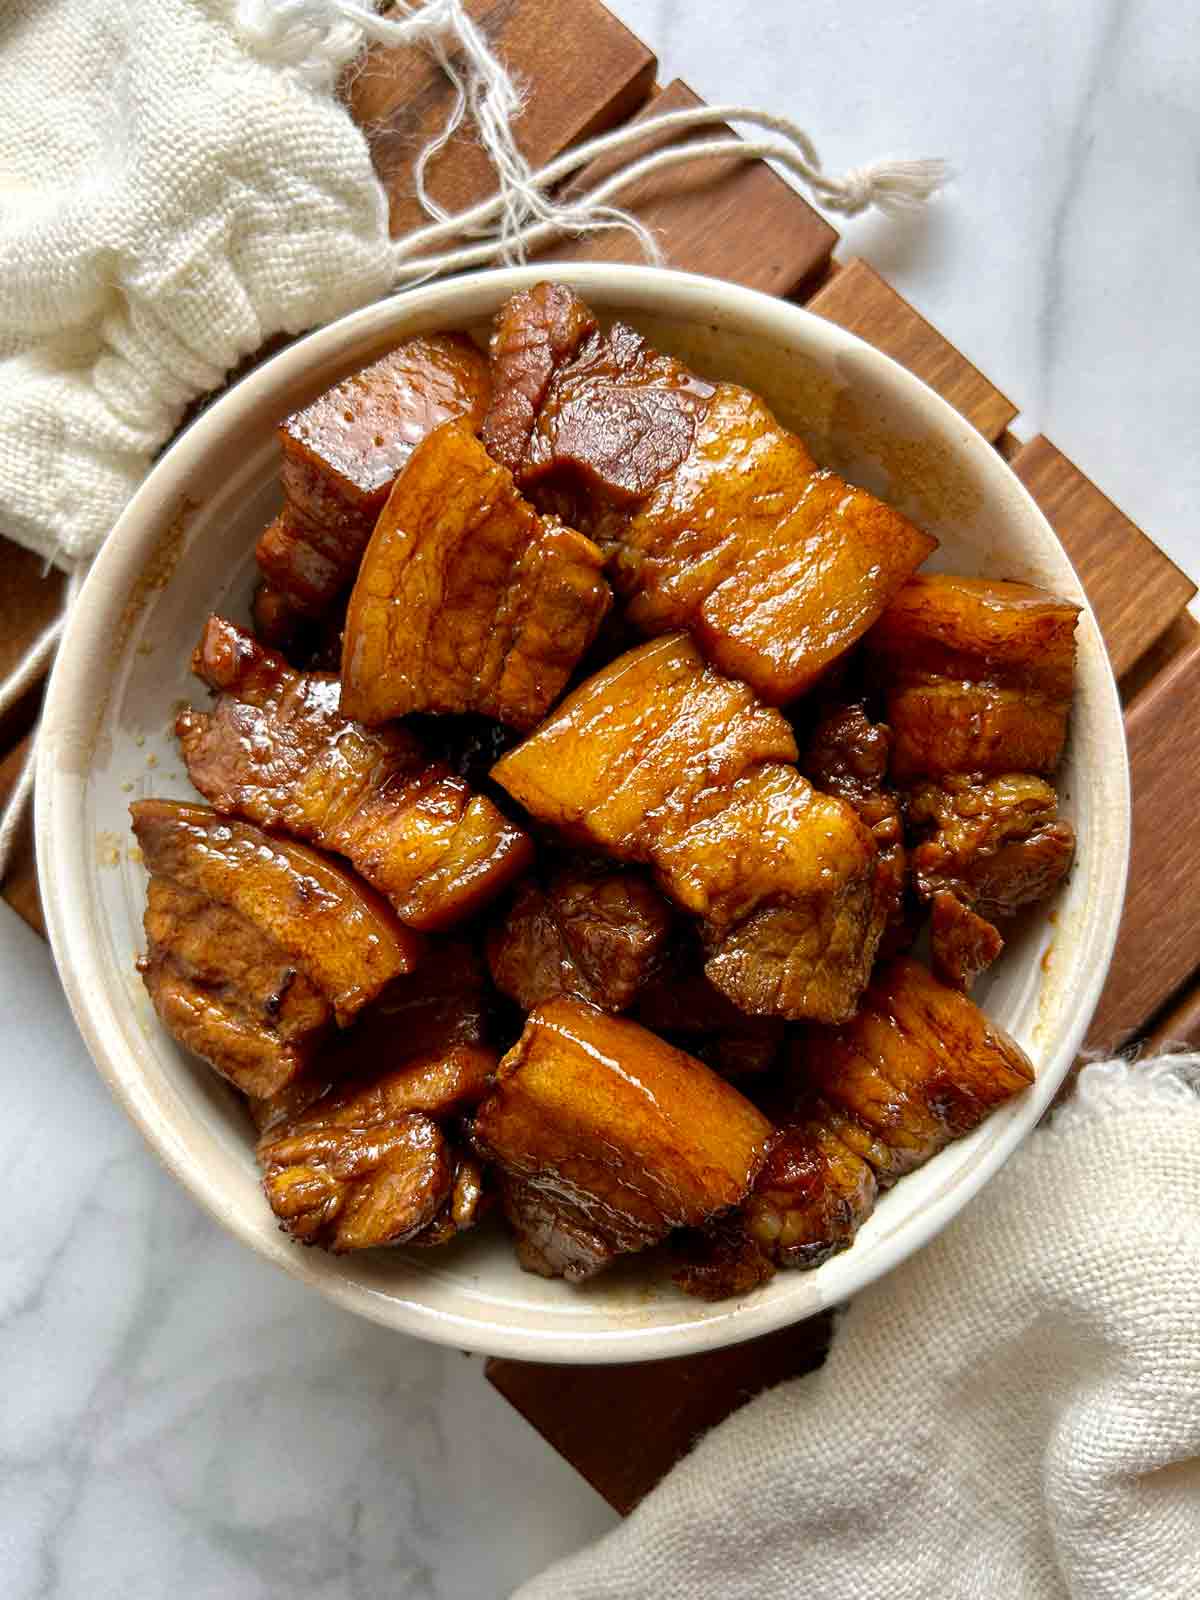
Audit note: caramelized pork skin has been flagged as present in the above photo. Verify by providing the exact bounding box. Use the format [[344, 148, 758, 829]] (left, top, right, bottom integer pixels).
[[472, 999, 774, 1281], [132, 800, 419, 1098], [491, 634, 887, 1022], [486, 862, 672, 1013], [132, 799, 419, 1025], [178, 615, 532, 931], [250, 938, 494, 1132], [255, 333, 491, 634], [482, 282, 598, 475], [340, 422, 611, 731], [791, 956, 1035, 1181], [866, 575, 1080, 780], [484, 286, 936, 701]]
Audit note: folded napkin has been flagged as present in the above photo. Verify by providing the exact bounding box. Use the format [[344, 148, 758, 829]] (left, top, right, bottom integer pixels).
[[517, 1055, 1200, 1600], [0, 0, 391, 570]]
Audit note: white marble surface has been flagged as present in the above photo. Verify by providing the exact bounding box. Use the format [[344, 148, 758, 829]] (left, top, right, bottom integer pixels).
[[5, 4, 1199, 1597]]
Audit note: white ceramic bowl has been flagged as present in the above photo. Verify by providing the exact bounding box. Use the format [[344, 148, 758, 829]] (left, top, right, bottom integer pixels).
[[36, 264, 1129, 1363]]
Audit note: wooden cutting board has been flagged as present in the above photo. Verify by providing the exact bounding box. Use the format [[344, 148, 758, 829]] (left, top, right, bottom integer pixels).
[[3, 0, 1198, 1519]]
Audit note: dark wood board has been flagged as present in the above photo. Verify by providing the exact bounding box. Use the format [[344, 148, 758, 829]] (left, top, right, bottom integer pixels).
[[1009, 434, 1196, 680], [347, 0, 656, 240], [540, 79, 837, 296]]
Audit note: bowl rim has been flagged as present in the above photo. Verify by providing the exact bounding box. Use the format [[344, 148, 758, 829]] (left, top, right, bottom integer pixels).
[[35, 262, 1130, 1363]]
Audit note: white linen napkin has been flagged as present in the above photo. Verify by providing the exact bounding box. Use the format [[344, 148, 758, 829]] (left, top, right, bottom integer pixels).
[[0, 0, 391, 571], [516, 1055, 1200, 1600]]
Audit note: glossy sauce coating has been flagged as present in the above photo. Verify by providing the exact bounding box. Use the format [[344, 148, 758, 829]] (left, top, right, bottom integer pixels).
[[178, 615, 532, 930], [341, 422, 610, 730], [492, 635, 885, 1021], [867, 575, 1080, 779], [472, 999, 774, 1279], [131, 799, 419, 1028]]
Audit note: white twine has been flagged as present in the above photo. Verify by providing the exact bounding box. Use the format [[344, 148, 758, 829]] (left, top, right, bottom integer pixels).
[[1, 0, 947, 886]]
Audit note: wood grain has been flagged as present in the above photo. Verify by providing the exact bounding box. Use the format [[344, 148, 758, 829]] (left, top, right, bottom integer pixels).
[[486, 1314, 833, 1515], [1146, 985, 1200, 1051], [0, 537, 65, 746], [539, 80, 838, 296], [347, 0, 656, 240], [0, 736, 42, 937], [1085, 634, 1200, 1050], [1009, 435, 1196, 680], [806, 258, 1017, 442]]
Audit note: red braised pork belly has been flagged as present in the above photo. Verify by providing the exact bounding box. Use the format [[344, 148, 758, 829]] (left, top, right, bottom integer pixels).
[[340, 422, 611, 731], [177, 615, 532, 931]]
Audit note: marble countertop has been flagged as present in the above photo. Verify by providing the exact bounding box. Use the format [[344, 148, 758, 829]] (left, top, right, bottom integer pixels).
[[4, 3, 1198, 1596]]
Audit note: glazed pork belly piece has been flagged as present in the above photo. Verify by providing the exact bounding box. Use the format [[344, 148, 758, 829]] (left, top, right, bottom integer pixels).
[[177, 615, 532, 931], [250, 937, 494, 1132], [486, 862, 672, 1013], [258, 1067, 492, 1253], [676, 957, 1034, 1298], [906, 770, 1076, 990], [801, 700, 910, 955], [482, 281, 599, 475], [673, 1111, 878, 1300], [482, 285, 936, 702], [254, 333, 491, 642], [793, 956, 1035, 1182], [491, 633, 887, 1022], [340, 422, 611, 731], [132, 799, 419, 1097], [866, 574, 1080, 781], [472, 999, 774, 1282]]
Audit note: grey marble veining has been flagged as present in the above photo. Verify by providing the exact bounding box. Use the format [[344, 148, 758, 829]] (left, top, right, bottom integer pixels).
[[4, 4, 1200, 1597]]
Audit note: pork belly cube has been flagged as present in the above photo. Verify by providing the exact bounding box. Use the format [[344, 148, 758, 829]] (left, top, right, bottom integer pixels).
[[490, 632, 797, 850], [473, 999, 774, 1281], [140, 878, 334, 1100], [675, 1107, 879, 1299], [929, 890, 1005, 992], [657, 764, 887, 1024], [250, 938, 494, 1132], [258, 1093, 455, 1253], [492, 634, 885, 1022], [132, 799, 419, 1031], [617, 386, 935, 701], [487, 864, 672, 1013], [907, 771, 1076, 921], [340, 422, 611, 731], [521, 319, 717, 507], [867, 575, 1080, 779], [178, 616, 532, 930], [791, 957, 1035, 1181], [743, 1115, 878, 1271], [260, 333, 491, 625], [482, 281, 598, 475]]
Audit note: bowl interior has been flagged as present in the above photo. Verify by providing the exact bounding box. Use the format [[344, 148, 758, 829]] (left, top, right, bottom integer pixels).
[[36, 265, 1129, 1362]]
